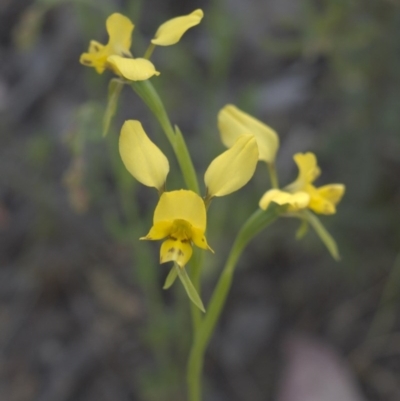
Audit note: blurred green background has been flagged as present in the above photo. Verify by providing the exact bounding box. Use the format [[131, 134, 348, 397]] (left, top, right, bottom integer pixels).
[[1, 0, 400, 400]]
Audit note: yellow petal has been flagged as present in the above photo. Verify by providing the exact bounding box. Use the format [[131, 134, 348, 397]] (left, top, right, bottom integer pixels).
[[151, 9, 203, 46], [307, 184, 345, 215], [288, 153, 321, 190], [259, 189, 310, 211], [106, 13, 134, 55], [140, 221, 172, 240], [79, 51, 108, 73], [88, 40, 104, 53], [192, 227, 213, 252], [154, 190, 206, 232], [218, 104, 279, 164], [204, 134, 258, 198], [107, 56, 160, 81], [317, 184, 345, 205], [119, 120, 169, 190], [160, 238, 193, 267]]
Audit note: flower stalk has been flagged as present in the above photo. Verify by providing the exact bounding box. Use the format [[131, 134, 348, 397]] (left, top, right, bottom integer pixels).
[[130, 80, 200, 194], [187, 204, 284, 401]]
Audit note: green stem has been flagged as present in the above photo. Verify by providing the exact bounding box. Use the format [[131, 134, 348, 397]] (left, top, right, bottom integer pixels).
[[130, 80, 199, 194], [143, 43, 156, 59], [268, 162, 279, 189], [187, 205, 282, 401], [189, 250, 205, 332]]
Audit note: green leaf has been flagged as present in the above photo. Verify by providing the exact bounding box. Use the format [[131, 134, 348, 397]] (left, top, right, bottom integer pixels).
[[302, 210, 340, 261], [103, 78, 124, 137], [177, 266, 205, 313], [295, 218, 309, 240], [163, 265, 178, 289]]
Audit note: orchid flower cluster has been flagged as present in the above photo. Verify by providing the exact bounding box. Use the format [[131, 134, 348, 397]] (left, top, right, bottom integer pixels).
[[80, 9, 345, 401]]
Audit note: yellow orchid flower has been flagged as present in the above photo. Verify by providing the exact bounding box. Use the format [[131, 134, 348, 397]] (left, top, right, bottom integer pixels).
[[80, 13, 159, 80], [260, 152, 345, 214], [141, 190, 212, 268], [151, 9, 204, 46], [218, 104, 279, 164], [118, 120, 259, 266]]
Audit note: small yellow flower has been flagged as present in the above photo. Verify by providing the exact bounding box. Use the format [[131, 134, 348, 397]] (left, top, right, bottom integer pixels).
[[151, 9, 204, 46], [80, 13, 159, 80], [260, 152, 345, 214], [80, 13, 133, 73], [119, 120, 259, 266], [141, 190, 212, 268], [218, 104, 279, 164]]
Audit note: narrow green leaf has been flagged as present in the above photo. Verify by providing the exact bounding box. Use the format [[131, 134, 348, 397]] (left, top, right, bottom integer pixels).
[[163, 265, 178, 289], [303, 210, 340, 261], [177, 266, 205, 313], [295, 218, 309, 240], [103, 78, 124, 137]]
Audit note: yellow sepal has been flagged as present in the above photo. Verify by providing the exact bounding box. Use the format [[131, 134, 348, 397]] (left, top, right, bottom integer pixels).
[[107, 56, 160, 81], [151, 9, 204, 46], [218, 104, 279, 164], [204, 134, 258, 198], [259, 189, 310, 211], [119, 120, 169, 190], [106, 13, 134, 55]]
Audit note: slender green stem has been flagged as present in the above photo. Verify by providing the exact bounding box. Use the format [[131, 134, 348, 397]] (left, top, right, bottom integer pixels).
[[187, 206, 282, 401], [189, 250, 205, 332], [268, 162, 279, 188], [143, 43, 156, 59], [130, 80, 199, 194], [187, 250, 240, 401], [130, 80, 204, 373]]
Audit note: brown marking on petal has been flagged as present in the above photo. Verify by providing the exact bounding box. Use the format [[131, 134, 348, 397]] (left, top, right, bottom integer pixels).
[[178, 249, 184, 256], [168, 247, 175, 254], [180, 239, 189, 243], [81, 59, 93, 66]]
